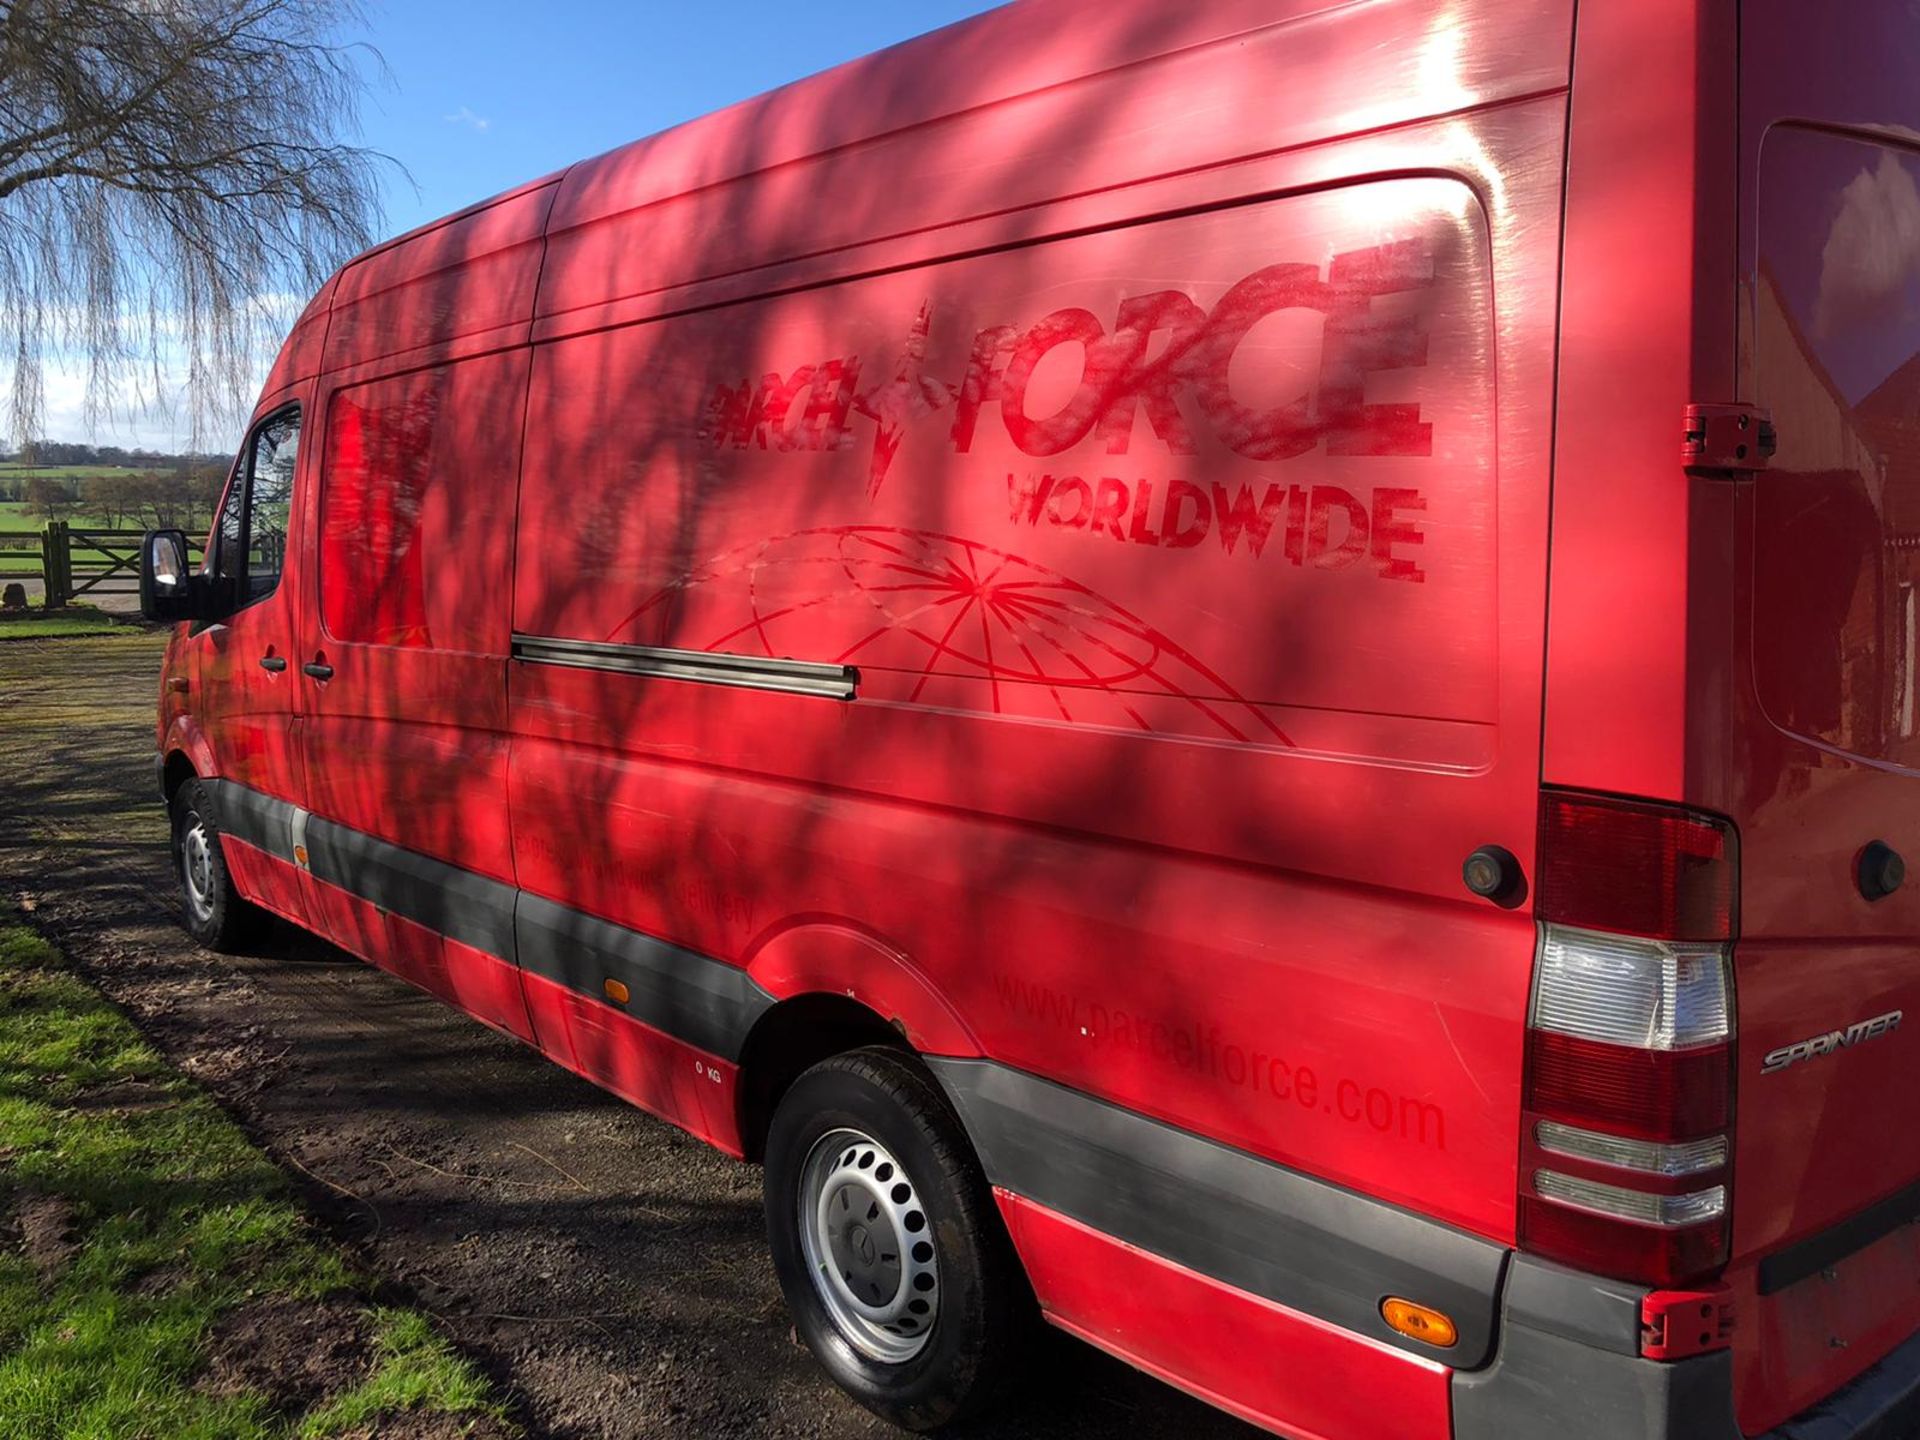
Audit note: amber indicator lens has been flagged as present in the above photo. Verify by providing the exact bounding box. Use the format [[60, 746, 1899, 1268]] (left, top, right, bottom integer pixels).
[[603, 978, 630, 1005], [1381, 1297, 1457, 1348]]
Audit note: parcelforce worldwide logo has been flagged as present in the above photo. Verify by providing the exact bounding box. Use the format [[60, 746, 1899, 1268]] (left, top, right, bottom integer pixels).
[[1760, 1010, 1903, 1075], [698, 240, 1436, 582]]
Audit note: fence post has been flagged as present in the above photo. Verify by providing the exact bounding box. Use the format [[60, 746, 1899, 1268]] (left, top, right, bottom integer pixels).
[[42, 521, 68, 608]]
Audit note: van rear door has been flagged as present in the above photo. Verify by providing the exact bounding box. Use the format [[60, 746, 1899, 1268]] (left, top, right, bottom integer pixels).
[[1734, 3, 1920, 1429]]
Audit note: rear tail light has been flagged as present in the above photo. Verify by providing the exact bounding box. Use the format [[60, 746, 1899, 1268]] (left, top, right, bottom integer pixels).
[[1534, 1120, 1727, 1177], [1532, 926, 1730, 1048], [1536, 790, 1735, 940], [1520, 791, 1737, 1289], [1533, 1171, 1727, 1228]]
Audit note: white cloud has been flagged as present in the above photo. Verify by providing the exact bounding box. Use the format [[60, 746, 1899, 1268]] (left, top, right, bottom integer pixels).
[[0, 348, 265, 450], [1814, 149, 1920, 338], [14, 359, 194, 449], [0, 290, 302, 448], [443, 105, 491, 133]]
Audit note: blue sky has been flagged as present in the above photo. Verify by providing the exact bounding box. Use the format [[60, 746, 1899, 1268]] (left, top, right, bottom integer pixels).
[[44, 1, 1008, 447], [360, 1, 1009, 242]]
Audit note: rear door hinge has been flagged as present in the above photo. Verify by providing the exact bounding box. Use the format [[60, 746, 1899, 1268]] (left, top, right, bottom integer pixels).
[[1683, 403, 1776, 476], [1640, 1287, 1736, 1361]]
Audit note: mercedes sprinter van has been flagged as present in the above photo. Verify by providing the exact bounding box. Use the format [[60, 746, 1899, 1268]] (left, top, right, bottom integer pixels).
[[139, 2, 1920, 1434]]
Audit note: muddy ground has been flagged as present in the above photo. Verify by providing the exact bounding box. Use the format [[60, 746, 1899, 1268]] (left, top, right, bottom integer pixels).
[[0, 631, 1258, 1439]]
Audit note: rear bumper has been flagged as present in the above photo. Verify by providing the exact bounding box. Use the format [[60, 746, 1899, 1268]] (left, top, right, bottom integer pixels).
[[1455, 1258, 1920, 1440], [1768, 1326, 1920, 1440]]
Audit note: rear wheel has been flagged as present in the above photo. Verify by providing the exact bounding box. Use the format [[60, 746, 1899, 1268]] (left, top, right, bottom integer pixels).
[[764, 1047, 1034, 1431], [169, 778, 267, 952]]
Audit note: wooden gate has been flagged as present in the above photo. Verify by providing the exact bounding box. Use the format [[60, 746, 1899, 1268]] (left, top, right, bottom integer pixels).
[[0, 523, 204, 608]]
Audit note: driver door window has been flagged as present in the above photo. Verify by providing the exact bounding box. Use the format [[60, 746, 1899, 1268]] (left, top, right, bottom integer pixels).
[[212, 407, 301, 607]]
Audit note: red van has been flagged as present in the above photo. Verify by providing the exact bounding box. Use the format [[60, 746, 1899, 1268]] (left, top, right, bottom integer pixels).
[[138, 1, 1920, 1434]]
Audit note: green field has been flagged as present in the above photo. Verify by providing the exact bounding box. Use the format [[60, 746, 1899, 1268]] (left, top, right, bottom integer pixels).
[[1, 515, 142, 585], [0, 509, 51, 583], [0, 502, 138, 530], [0, 465, 145, 481], [0, 504, 201, 587]]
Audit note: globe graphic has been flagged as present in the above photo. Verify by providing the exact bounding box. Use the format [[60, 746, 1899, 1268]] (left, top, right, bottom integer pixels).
[[614, 526, 1291, 747]]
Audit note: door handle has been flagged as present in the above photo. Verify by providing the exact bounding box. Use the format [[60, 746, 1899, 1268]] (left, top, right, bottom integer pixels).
[[258, 654, 287, 673], [302, 661, 334, 681]]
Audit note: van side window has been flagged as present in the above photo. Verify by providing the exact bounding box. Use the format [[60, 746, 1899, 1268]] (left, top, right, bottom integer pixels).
[[1755, 129, 1920, 768], [211, 406, 301, 606], [321, 387, 431, 647], [318, 357, 522, 654], [211, 468, 246, 589]]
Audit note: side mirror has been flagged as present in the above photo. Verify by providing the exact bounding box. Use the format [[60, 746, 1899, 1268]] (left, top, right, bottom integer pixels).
[[139, 529, 203, 623]]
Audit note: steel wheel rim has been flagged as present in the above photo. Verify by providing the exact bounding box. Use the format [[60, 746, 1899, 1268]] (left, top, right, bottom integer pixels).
[[797, 1127, 939, 1364], [180, 812, 215, 925]]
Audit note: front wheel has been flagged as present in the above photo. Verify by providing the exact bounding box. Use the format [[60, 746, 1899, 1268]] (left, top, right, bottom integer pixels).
[[169, 778, 267, 953], [764, 1047, 1035, 1431]]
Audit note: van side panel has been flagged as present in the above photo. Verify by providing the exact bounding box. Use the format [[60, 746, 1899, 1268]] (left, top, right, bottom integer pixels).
[[517, 968, 745, 1155], [296, 178, 542, 1036], [302, 351, 528, 888], [219, 835, 310, 929], [261, 277, 337, 398], [512, 91, 1566, 1234], [538, 0, 1571, 335], [525, 183, 1499, 759], [1000, 1193, 1452, 1440], [322, 183, 555, 375], [161, 2, 1608, 1436], [507, 17, 1572, 1432], [1542, 0, 1739, 804]]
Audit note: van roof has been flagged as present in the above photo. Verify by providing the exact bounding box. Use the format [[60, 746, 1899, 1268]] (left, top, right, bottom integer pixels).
[[337, 0, 1364, 274], [548, 0, 1361, 233]]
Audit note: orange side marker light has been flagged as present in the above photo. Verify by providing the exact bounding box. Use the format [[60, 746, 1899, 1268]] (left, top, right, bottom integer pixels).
[[1382, 1297, 1458, 1348], [604, 978, 630, 1005]]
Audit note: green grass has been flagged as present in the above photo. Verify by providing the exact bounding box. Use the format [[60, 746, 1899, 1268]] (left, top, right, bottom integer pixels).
[[0, 468, 141, 482], [0, 606, 123, 641], [298, 1312, 500, 1438], [0, 504, 130, 532], [0, 924, 512, 1439]]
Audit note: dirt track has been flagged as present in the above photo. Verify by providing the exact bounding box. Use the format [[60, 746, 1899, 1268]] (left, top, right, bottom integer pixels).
[[0, 631, 1259, 1440]]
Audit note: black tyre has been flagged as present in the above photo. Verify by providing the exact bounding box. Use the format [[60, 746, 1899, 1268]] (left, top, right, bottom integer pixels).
[[764, 1046, 1035, 1431], [169, 778, 268, 953]]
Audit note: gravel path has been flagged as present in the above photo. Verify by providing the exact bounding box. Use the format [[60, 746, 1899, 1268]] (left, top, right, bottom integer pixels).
[[0, 632, 1259, 1440]]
